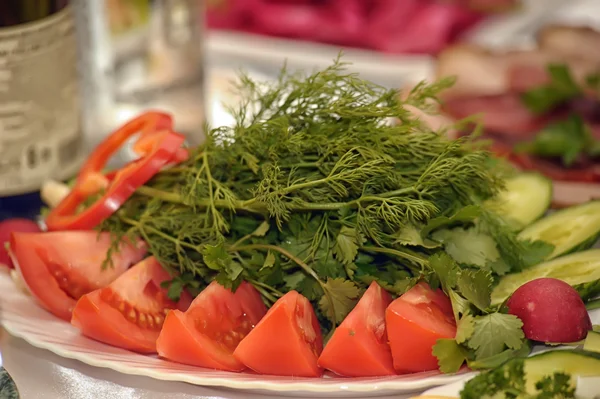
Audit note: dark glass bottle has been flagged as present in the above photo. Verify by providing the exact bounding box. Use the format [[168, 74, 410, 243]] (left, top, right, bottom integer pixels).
[[0, 0, 82, 221]]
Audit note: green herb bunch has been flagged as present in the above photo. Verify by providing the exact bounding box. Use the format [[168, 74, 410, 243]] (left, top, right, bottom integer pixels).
[[99, 58, 552, 364]]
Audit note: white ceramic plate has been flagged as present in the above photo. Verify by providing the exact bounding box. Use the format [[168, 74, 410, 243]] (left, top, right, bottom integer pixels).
[[0, 273, 469, 398]]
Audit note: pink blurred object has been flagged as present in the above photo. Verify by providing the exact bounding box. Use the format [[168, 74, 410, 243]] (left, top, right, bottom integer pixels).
[[206, 0, 520, 55]]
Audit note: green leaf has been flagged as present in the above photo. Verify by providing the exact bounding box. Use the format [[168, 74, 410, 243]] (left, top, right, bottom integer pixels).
[[467, 313, 525, 359], [319, 278, 361, 323], [488, 258, 511, 276], [521, 64, 581, 114], [520, 239, 555, 267], [515, 115, 590, 167], [456, 269, 493, 311], [166, 279, 183, 301], [283, 271, 306, 291], [432, 227, 500, 267], [261, 251, 276, 270], [448, 289, 471, 322], [432, 339, 468, 374], [455, 313, 475, 344], [333, 226, 361, 265], [467, 341, 531, 370], [202, 243, 232, 271], [394, 225, 440, 248], [252, 221, 271, 237], [428, 252, 458, 290], [421, 205, 481, 238]]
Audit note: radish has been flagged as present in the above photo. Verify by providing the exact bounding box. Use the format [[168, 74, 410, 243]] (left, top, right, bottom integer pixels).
[[507, 278, 592, 343], [0, 219, 42, 269]]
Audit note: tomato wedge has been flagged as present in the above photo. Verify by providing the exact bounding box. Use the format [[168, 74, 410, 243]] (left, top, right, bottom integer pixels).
[[157, 281, 267, 371], [386, 282, 456, 374], [71, 256, 192, 353], [0, 219, 42, 269], [9, 231, 146, 321], [318, 281, 395, 377], [46, 112, 187, 231], [233, 290, 324, 377]]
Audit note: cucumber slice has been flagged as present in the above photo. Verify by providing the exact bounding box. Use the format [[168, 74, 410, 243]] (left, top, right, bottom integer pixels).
[[485, 172, 552, 231], [518, 200, 600, 260], [583, 331, 600, 353], [491, 249, 600, 306], [523, 349, 600, 393], [462, 349, 600, 397]]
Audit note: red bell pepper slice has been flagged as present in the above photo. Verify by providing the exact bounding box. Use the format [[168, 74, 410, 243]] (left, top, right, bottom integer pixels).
[[46, 112, 186, 231]]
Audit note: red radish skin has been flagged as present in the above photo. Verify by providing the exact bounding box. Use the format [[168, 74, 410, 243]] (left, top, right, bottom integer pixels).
[[0, 219, 42, 269], [507, 278, 592, 343]]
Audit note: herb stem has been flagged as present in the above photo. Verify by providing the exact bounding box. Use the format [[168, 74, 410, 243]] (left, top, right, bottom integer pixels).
[[362, 245, 428, 265], [137, 186, 185, 204]]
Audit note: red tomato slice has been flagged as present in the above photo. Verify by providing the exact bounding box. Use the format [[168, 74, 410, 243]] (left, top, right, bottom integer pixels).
[[0, 219, 41, 269], [72, 256, 192, 353], [9, 231, 146, 321], [233, 290, 324, 377], [318, 281, 395, 377], [386, 282, 456, 374], [157, 280, 267, 371]]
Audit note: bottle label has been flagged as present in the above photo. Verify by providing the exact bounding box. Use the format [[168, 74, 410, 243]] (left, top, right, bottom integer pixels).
[[0, 6, 83, 196]]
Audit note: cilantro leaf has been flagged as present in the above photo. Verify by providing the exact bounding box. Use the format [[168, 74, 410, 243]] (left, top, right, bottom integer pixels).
[[318, 278, 361, 323], [428, 252, 458, 290], [333, 226, 361, 265], [433, 339, 468, 373], [202, 243, 232, 271], [421, 205, 481, 238], [448, 289, 471, 322], [261, 251, 276, 270], [455, 313, 475, 344], [283, 271, 306, 291], [432, 227, 500, 267], [456, 269, 493, 311], [252, 220, 271, 237], [467, 313, 525, 359], [394, 225, 440, 248], [488, 258, 511, 276]]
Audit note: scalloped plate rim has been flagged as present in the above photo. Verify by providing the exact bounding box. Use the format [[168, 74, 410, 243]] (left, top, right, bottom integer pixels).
[[0, 273, 470, 396]]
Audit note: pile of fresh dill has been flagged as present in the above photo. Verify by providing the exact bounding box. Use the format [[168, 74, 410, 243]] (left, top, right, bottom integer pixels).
[[99, 58, 552, 337]]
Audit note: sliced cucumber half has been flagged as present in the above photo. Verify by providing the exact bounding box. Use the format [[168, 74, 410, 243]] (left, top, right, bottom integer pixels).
[[491, 249, 600, 306], [485, 172, 552, 231], [583, 331, 600, 354], [518, 200, 600, 260]]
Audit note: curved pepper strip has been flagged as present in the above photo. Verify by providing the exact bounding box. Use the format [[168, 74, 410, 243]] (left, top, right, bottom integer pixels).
[[46, 113, 186, 231]]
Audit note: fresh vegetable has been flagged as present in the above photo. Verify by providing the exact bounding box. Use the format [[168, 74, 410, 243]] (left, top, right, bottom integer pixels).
[[9, 231, 146, 321], [491, 249, 600, 306], [0, 219, 42, 269], [483, 172, 552, 231], [583, 330, 600, 353], [45, 111, 187, 231], [460, 349, 600, 398], [71, 256, 192, 353], [317, 281, 394, 377], [506, 278, 592, 343], [233, 291, 324, 377], [387, 282, 456, 373], [518, 201, 600, 259], [156, 280, 266, 371]]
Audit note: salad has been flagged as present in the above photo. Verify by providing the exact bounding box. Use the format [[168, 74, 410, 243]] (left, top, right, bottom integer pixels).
[[1, 59, 599, 397], [420, 25, 600, 207]]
